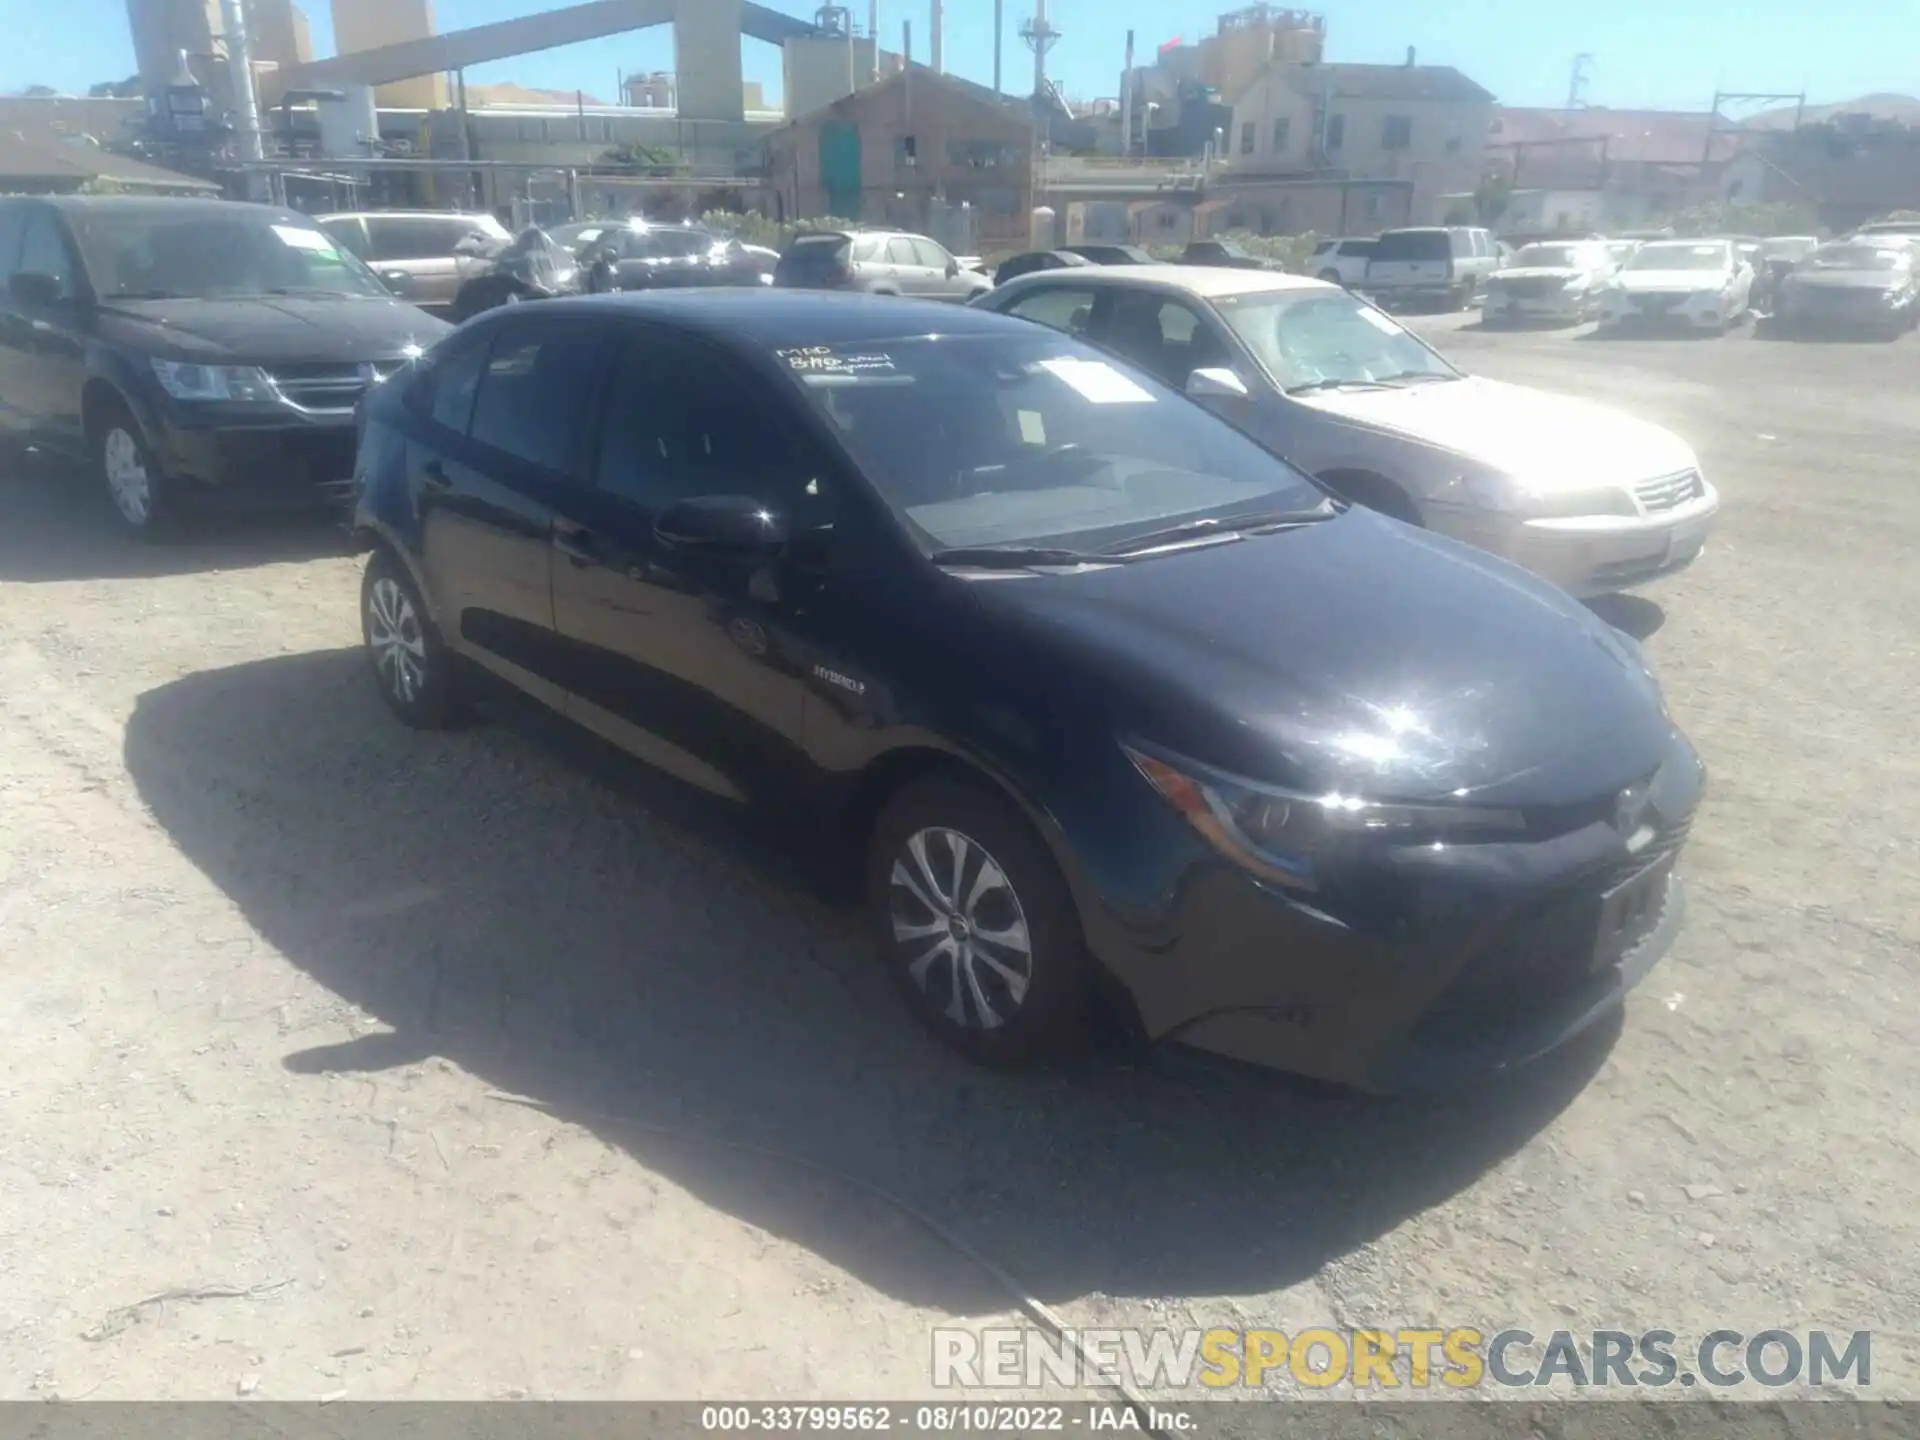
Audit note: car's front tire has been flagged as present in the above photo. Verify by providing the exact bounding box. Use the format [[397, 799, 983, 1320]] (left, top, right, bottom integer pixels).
[[867, 775, 1088, 1066], [361, 549, 467, 729], [93, 402, 173, 538]]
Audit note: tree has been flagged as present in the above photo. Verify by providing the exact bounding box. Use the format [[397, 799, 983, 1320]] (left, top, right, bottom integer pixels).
[[89, 75, 143, 99], [1472, 176, 1513, 227]]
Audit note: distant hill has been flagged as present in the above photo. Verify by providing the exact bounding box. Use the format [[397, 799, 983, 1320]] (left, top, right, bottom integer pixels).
[[1742, 93, 1920, 129], [467, 82, 612, 108]]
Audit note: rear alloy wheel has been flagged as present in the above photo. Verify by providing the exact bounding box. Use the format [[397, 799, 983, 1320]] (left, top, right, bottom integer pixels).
[[96, 411, 171, 537], [361, 550, 466, 729], [869, 777, 1086, 1065]]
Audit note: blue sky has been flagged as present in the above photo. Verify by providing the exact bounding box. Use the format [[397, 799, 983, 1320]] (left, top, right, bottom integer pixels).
[[4, 0, 1907, 114]]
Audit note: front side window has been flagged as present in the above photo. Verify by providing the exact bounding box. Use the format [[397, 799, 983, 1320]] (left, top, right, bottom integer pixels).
[[71, 210, 386, 299], [1217, 290, 1461, 393], [1002, 286, 1098, 334], [911, 237, 953, 270], [418, 338, 489, 434], [1099, 292, 1232, 387], [594, 340, 822, 517], [467, 323, 609, 475], [785, 332, 1323, 553]]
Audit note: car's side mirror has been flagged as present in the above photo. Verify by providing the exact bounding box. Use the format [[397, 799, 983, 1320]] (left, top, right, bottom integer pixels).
[[655, 494, 790, 554], [8, 271, 65, 309], [1186, 367, 1250, 401]]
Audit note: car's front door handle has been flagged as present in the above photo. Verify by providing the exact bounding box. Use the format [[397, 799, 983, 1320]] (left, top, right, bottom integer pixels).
[[419, 461, 452, 492]]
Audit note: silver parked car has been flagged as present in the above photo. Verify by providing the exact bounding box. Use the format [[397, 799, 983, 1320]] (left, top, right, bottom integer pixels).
[[1482, 239, 1619, 325], [976, 266, 1718, 598], [772, 228, 992, 301]]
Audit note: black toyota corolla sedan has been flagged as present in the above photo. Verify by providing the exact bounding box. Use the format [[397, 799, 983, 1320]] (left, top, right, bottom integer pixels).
[[350, 290, 1704, 1092]]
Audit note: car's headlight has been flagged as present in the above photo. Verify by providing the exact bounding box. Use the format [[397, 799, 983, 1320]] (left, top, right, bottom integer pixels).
[[1124, 742, 1524, 889], [1521, 484, 1639, 518], [151, 359, 278, 403]]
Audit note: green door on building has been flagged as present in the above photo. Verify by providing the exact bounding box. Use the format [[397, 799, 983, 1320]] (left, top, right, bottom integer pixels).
[[819, 122, 862, 219]]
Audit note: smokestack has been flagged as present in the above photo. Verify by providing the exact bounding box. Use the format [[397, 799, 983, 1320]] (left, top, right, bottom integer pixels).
[[903, 18, 911, 65], [1405, 45, 1416, 67], [930, 0, 942, 73], [1033, 0, 1047, 100], [993, 0, 1003, 92], [869, 0, 879, 80], [1120, 28, 1135, 158]]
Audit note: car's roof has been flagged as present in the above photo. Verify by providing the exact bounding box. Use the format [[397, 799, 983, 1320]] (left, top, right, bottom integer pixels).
[[528, 288, 1033, 349], [12, 195, 305, 220], [315, 210, 496, 221], [995, 263, 1331, 300]]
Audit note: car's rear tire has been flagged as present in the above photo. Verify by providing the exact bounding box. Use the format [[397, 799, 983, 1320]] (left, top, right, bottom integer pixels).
[[867, 774, 1088, 1066], [92, 400, 174, 539], [1316, 268, 1342, 284], [361, 548, 468, 730]]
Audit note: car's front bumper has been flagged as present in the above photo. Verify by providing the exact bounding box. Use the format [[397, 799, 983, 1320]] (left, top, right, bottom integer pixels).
[[1778, 293, 1913, 332], [150, 408, 360, 514], [1428, 483, 1719, 598], [1484, 290, 1592, 322], [1068, 736, 1704, 1094], [1599, 292, 1730, 329]]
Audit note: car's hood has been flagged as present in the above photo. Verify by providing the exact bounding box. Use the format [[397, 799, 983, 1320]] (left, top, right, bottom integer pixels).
[[95, 295, 451, 363], [1613, 270, 1728, 294], [1289, 375, 1696, 487], [1790, 269, 1903, 291], [970, 509, 1671, 805]]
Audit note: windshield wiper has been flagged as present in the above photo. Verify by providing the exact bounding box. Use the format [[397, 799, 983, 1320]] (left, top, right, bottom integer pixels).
[[105, 289, 190, 300], [263, 287, 361, 298], [1099, 498, 1339, 556], [1371, 370, 1458, 385], [929, 545, 1107, 569], [1284, 377, 1396, 394]]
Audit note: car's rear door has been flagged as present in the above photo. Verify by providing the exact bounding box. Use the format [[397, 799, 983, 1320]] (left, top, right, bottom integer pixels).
[[548, 326, 829, 805], [410, 313, 612, 706]]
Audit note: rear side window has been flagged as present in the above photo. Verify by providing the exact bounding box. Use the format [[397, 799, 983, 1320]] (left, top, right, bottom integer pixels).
[[1371, 230, 1448, 262], [1003, 286, 1098, 334], [468, 322, 609, 475], [0, 206, 27, 286], [416, 339, 488, 433], [18, 212, 78, 297]]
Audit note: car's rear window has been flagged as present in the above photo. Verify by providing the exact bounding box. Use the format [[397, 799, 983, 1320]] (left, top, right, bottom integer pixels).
[[777, 235, 851, 279], [1370, 230, 1450, 262]]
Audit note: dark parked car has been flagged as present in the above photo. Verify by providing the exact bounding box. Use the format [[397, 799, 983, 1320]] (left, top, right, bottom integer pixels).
[[583, 220, 768, 292], [0, 195, 450, 535], [1059, 244, 1155, 266], [350, 290, 1702, 1091], [992, 249, 1094, 285], [1773, 240, 1920, 336], [1180, 239, 1280, 271], [451, 225, 587, 322]]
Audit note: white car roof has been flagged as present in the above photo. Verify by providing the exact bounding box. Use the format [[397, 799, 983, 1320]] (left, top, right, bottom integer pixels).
[[998, 263, 1333, 300]]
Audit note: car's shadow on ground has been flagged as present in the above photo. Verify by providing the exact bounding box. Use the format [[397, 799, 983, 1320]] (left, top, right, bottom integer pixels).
[[0, 449, 352, 582], [123, 649, 1617, 1313], [1584, 593, 1666, 641]]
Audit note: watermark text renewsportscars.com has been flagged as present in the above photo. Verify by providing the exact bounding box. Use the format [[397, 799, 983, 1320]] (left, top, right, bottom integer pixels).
[[932, 1327, 1872, 1391]]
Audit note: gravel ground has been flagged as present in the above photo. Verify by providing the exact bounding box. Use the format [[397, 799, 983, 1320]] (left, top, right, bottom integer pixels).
[[1, 313, 1916, 1404]]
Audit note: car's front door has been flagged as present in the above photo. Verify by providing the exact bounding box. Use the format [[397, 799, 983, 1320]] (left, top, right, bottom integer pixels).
[[912, 236, 966, 299], [0, 207, 89, 456], [412, 315, 610, 705], [549, 326, 833, 806]]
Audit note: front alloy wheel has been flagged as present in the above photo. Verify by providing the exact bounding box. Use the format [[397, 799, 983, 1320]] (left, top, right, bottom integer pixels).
[[869, 777, 1087, 1064], [890, 826, 1034, 1031]]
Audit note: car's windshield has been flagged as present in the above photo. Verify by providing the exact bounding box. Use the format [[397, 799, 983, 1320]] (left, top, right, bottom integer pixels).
[[625, 227, 714, 259], [1214, 289, 1462, 391], [1807, 244, 1907, 271], [1625, 242, 1730, 272], [1513, 244, 1582, 268], [72, 209, 389, 299], [784, 332, 1323, 554]]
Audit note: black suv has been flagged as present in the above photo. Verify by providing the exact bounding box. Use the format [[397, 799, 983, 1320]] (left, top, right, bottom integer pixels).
[[0, 195, 450, 535]]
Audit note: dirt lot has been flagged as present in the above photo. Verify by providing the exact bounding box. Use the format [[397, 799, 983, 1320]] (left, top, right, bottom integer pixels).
[[2, 315, 1917, 1404]]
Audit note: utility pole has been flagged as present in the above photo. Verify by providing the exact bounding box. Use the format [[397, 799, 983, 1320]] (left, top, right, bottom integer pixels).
[[992, 0, 1003, 93], [1566, 53, 1592, 109], [1020, 0, 1060, 101]]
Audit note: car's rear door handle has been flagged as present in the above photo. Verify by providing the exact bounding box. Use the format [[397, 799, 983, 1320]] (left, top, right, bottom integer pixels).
[[419, 461, 452, 492], [552, 521, 598, 568]]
